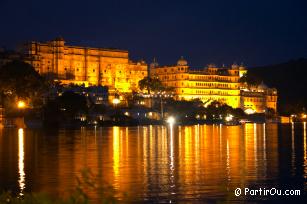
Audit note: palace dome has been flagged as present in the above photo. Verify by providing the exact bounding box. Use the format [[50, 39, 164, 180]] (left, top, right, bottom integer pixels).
[[177, 56, 188, 66]]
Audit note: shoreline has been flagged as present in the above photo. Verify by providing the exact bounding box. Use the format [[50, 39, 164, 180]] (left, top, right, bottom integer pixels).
[[0, 117, 288, 129]]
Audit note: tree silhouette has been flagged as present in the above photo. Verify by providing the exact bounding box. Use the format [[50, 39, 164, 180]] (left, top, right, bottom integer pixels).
[[0, 60, 48, 109], [139, 77, 173, 94]]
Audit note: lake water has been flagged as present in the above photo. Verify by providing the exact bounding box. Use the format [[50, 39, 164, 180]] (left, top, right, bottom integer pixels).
[[0, 123, 306, 203]]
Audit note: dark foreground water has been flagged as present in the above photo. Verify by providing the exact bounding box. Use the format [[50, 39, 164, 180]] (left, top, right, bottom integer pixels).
[[0, 123, 306, 203]]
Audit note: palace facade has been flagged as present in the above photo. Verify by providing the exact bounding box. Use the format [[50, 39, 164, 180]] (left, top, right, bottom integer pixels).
[[0, 38, 277, 113], [240, 84, 277, 113], [22, 37, 147, 93], [150, 57, 277, 113]]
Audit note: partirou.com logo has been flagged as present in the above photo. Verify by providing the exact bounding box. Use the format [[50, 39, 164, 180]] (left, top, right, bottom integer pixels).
[[234, 187, 301, 197]]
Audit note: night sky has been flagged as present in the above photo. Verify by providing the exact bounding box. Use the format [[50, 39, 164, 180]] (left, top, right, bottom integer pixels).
[[0, 0, 306, 67]]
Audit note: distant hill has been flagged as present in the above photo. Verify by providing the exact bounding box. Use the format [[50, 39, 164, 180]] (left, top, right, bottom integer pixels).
[[249, 58, 307, 114]]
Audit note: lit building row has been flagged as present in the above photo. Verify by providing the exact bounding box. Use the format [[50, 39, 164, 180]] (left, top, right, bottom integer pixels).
[[150, 57, 277, 113], [0, 38, 277, 113], [240, 84, 277, 113], [22, 37, 148, 93]]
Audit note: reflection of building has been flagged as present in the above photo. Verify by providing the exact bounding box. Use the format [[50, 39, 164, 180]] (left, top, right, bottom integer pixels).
[[0, 124, 282, 202], [151, 57, 277, 113], [22, 37, 147, 93], [0, 106, 4, 127]]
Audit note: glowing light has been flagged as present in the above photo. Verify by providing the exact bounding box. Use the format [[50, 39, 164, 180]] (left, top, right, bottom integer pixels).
[[18, 128, 25, 196], [245, 108, 255, 115], [112, 98, 120, 105], [17, 101, 26, 109], [225, 114, 234, 122], [167, 116, 175, 125]]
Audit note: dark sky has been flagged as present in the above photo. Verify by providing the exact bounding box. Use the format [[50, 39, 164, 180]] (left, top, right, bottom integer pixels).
[[0, 0, 306, 67]]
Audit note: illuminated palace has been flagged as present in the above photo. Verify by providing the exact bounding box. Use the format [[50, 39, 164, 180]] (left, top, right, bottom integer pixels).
[[23, 37, 147, 93], [0, 38, 277, 113], [150, 57, 277, 113]]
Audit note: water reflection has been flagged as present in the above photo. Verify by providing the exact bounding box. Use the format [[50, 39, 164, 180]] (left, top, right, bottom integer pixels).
[[0, 124, 306, 202], [263, 123, 267, 177], [292, 122, 296, 176], [113, 126, 120, 179], [304, 122, 307, 179], [168, 124, 175, 203], [18, 128, 25, 196]]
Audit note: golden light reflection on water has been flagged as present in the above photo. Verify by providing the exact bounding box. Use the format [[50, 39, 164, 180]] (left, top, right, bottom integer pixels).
[[226, 136, 230, 182], [113, 126, 120, 180], [292, 122, 295, 175], [169, 124, 174, 172], [168, 124, 175, 202], [263, 123, 267, 175], [254, 123, 257, 164], [3, 123, 307, 202], [245, 124, 255, 177], [18, 128, 25, 196], [304, 122, 307, 179]]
